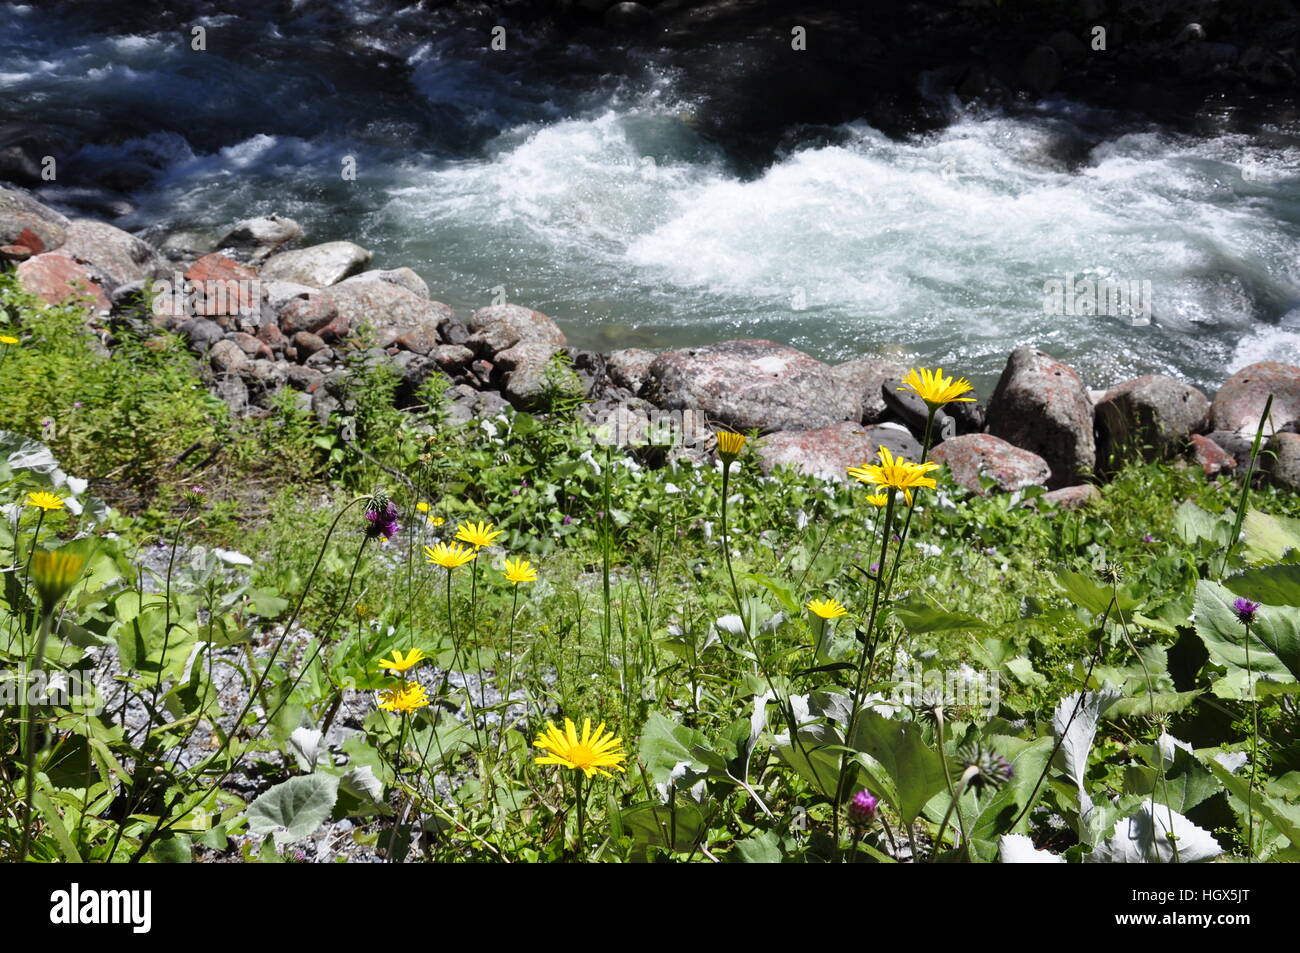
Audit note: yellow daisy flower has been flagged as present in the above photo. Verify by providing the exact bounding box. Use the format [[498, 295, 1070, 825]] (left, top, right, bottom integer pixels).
[[416, 501, 431, 513], [25, 491, 65, 512], [806, 597, 848, 620], [716, 430, 747, 464], [0, 334, 18, 345], [424, 541, 477, 569], [428, 516, 445, 527], [864, 491, 890, 508], [455, 519, 503, 550], [898, 367, 976, 410], [377, 682, 431, 714], [848, 445, 941, 505], [534, 717, 627, 778], [377, 648, 427, 674], [503, 557, 538, 585]]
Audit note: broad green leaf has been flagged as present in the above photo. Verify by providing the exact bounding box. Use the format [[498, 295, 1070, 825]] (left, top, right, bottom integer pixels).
[[1105, 690, 1202, 719], [1054, 571, 1139, 615], [971, 735, 1055, 839], [1174, 500, 1233, 548], [892, 594, 987, 633], [1225, 564, 1300, 607], [638, 711, 713, 790], [1086, 800, 1222, 863], [730, 830, 783, 863], [849, 712, 947, 828], [1204, 758, 1300, 851], [620, 800, 706, 854], [1243, 508, 1300, 564], [151, 834, 193, 863], [1193, 580, 1300, 696], [246, 774, 339, 846], [1124, 736, 1221, 814]]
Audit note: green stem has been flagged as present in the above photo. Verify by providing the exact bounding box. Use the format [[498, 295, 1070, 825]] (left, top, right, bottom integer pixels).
[[933, 713, 971, 862], [17, 609, 54, 862], [1219, 394, 1274, 578], [1245, 620, 1259, 860]]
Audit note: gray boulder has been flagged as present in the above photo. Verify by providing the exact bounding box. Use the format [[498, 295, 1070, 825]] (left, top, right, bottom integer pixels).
[[1266, 433, 1300, 491], [0, 186, 68, 253], [217, 215, 302, 255], [259, 241, 372, 287], [1210, 362, 1300, 435], [59, 219, 165, 287], [642, 339, 861, 433], [467, 304, 568, 409], [930, 433, 1052, 495], [986, 347, 1095, 488], [606, 348, 657, 395], [830, 358, 907, 424], [315, 277, 456, 350], [756, 422, 921, 483], [1094, 374, 1210, 470], [347, 267, 430, 300]]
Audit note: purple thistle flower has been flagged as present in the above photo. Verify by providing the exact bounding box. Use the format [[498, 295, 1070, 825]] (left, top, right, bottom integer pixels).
[[562, 515, 573, 525], [364, 501, 400, 540], [1233, 597, 1260, 626], [848, 789, 879, 826], [1142, 533, 1156, 544], [869, 562, 880, 574]]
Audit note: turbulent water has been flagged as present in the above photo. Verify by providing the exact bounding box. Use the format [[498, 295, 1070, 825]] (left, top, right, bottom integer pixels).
[[4, 1, 1300, 393]]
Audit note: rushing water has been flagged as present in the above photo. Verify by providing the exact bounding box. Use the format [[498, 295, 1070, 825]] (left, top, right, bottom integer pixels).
[[4, 1, 1299, 394]]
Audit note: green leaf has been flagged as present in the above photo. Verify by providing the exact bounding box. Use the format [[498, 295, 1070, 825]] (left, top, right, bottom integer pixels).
[[151, 834, 193, 863], [730, 830, 783, 863], [971, 736, 1056, 839], [1104, 690, 1202, 719], [1174, 500, 1233, 548], [246, 774, 339, 846], [1225, 564, 1300, 607], [1204, 758, 1300, 851], [1054, 570, 1139, 615], [638, 711, 713, 790], [892, 594, 987, 633], [849, 712, 947, 828], [1085, 800, 1223, 863], [1193, 580, 1300, 696], [1127, 737, 1222, 814], [620, 800, 706, 854], [743, 572, 801, 615], [1243, 508, 1300, 564]]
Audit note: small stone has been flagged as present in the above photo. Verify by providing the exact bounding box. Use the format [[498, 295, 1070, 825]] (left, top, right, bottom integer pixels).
[[292, 331, 328, 359], [1188, 433, 1237, 477], [209, 338, 250, 375]]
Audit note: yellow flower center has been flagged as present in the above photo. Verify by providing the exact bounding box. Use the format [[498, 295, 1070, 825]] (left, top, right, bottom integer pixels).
[[564, 744, 597, 771]]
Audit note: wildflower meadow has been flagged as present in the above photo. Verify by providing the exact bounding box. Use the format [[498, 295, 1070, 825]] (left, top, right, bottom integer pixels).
[[2, 284, 1298, 869]]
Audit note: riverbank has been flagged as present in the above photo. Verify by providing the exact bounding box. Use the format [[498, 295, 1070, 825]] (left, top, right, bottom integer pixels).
[[4, 184, 1299, 506]]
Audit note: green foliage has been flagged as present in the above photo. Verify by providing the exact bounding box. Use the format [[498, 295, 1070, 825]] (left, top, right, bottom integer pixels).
[[5, 282, 1300, 862], [0, 274, 226, 495]]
